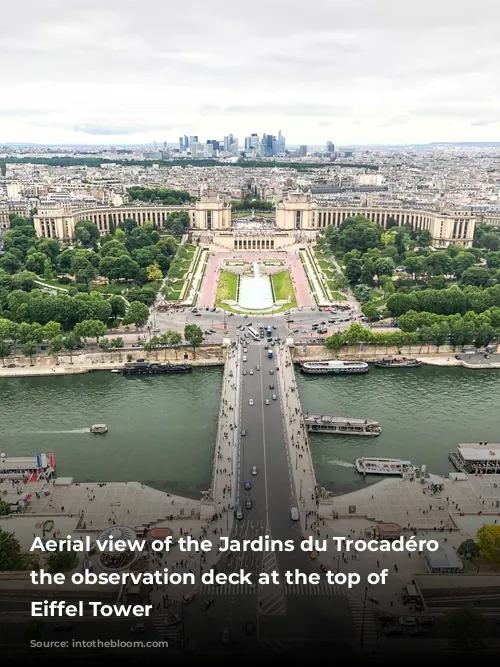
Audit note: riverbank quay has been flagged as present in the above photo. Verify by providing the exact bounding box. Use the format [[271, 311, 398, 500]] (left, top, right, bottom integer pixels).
[[295, 472, 500, 613], [0, 344, 225, 378], [292, 343, 500, 368]]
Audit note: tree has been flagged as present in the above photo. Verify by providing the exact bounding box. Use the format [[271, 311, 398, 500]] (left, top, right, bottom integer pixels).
[[63, 333, 79, 363], [23, 340, 37, 365], [45, 548, 78, 573], [146, 263, 163, 281], [162, 330, 182, 360], [324, 332, 344, 356], [0, 340, 12, 366], [49, 335, 63, 364], [123, 301, 149, 328], [184, 324, 203, 358], [110, 337, 124, 349], [361, 302, 381, 322], [108, 295, 127, 319], [444, 606, 485, 650], [461, 266, 491, 287], [0, 500, 11, 516], [43, 320, 62, 341], [476, 524, 500, 561], [74, 220, 100, 248], [0, 528, 24, 570], [457, 539, 481, 561]]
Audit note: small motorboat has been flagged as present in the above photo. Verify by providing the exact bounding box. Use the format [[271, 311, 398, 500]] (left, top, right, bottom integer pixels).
[[90, 424, 108, 434]]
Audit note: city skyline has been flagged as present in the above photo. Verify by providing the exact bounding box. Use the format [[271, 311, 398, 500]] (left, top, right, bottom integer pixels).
[[1, 0, 499, 145]]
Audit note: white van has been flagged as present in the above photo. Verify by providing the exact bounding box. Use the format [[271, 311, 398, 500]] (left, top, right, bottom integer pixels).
[[290, 506, 299, 521]]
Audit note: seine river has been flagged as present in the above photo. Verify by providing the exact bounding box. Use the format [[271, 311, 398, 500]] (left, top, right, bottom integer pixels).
[[1, 365, 498, 497]]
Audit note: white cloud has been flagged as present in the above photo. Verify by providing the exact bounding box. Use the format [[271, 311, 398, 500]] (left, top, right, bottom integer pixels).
[[1, 0, 499, 144]]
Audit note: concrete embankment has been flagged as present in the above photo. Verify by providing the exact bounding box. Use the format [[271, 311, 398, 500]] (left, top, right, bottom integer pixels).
[[0, 345, 225, 378], [292, 343, 500, 368]]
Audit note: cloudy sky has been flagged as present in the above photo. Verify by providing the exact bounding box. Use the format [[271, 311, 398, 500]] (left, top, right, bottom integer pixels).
[[1, 0, 499, 146]]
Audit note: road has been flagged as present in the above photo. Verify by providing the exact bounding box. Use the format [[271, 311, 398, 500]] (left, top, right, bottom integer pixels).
[[177, 338, 356, 658]]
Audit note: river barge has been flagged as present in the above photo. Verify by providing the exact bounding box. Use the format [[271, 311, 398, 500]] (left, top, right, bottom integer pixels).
[[449, 443, 500, 474], [355, 457, 418, 476], [374, 356, 423, 368], [300, 360, 369, 375], [112, 361, 193, 375], [0, 452, 56, 481], [304, 414, 381, 436]]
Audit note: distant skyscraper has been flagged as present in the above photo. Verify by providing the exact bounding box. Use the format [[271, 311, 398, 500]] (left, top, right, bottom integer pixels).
[[184, 135, 189, 148], [223, 134, 234, 152], [299, 145, 307, 157], [326, 141, 335, 153], [179, 137, 184, 150], [277, 130, 286, 155]]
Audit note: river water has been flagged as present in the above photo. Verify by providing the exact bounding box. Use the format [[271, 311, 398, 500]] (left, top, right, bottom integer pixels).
[[1, 365, 498, 498], [297, 365, 500, 495], [0, 369, 222, 499]]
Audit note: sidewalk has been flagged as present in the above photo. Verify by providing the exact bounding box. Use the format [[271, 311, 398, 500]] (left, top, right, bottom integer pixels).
[[275, 343, 318, 518]]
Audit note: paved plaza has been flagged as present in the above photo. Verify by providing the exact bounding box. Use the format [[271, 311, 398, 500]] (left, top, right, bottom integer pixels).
[[197, 248, 314, 309]]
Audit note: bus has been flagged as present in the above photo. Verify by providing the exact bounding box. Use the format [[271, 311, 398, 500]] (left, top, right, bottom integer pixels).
[[266, 326, 272, 337], [248, 327, 260, 341]]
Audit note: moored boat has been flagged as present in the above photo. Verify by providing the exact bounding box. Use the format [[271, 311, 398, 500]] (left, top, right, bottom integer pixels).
[[374, 356, 422, 368], [304, 414, 381, 436], [300, 360, 369, 375], [113, 361, 193, 375], [355, 457, 418, 476]]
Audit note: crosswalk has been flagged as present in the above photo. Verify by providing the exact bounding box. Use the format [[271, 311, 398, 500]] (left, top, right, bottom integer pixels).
[[259, 546, 286, 615], [199, 582, 257, 596], [348, 598, 378, 649], [260, 639, 290, 654], [283, 580, 344, 596], [151, 612, 183, 644]]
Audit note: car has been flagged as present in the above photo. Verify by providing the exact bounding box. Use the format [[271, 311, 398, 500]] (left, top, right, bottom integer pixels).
[[241, 428, 247, 436], [383, 625, 402, 636], [264, 345, 269, 350], [272, 394, 277, 400], [251, 466, 258, 476], [269, 384, 274, 390], [165, 614, 181, 626], [272, 325, 277, 330], [194, 313, 201, 317], [244, 480, 251, 490], [290, 506, 299, 521], [243, 356, 247, 362], [183, 592, 196, 604], [243, 369, 247, 375], [249, 399, 254, 406], [265, 399, 270, 405], [417, 616, 435, 625], [221, 627, 230, 643], [54, 623, 73, 631], [249, 369, 254, 375], [235, 505, 243, 520], [269, 369, 274, 375], [399, 616, 416, 626], [130, 623, 146, 633], [243, 348, 248, 353], [209, 329, 216, 334], [245, 621, 254, 635], [202, 599, 215, 611], [205, 330, 211, 335], [245, 497, 252, 509], [256, 364, 260, 371]]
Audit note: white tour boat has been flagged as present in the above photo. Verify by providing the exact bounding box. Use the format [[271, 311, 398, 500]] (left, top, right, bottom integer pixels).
[[355, 457, 418, 476], [300, 360, 369, 375]]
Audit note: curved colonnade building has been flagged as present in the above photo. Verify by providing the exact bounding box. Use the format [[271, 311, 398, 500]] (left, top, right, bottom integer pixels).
[[33, 192, 475, 249]]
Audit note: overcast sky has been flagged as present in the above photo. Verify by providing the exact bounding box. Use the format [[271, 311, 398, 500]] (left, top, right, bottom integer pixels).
[[1, 0, 499, 146]]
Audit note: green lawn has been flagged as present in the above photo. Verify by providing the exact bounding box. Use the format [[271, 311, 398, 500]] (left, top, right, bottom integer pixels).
[[327, 285, 346, 301], [35, 276, 70, 290], [271, 271, 297, 307], [216, 271, 239, 306]]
